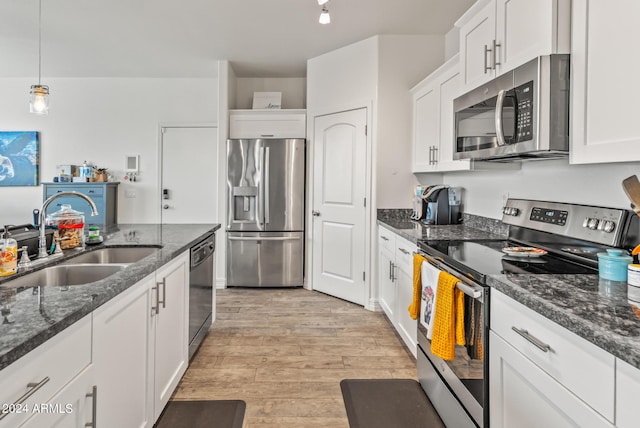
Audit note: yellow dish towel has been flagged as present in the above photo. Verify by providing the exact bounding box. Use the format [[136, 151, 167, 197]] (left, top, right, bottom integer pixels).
[[409, 253, 428, 320], [430, 271, 466, 360]]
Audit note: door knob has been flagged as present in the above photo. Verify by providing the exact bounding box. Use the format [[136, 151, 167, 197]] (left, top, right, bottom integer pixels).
[[312, 210, 321, 217], [163, 204, 169, 210]]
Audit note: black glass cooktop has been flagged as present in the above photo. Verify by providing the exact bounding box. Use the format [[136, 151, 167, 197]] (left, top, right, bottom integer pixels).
[[419, 240, 597, 284]]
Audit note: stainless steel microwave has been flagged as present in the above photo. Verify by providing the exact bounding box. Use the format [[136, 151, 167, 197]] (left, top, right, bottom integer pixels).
[[453, 54, 570, 161]]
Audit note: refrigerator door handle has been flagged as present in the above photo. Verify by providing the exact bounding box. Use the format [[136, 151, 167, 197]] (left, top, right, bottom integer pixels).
[[257, 146, 265, 228], [228, 236, 302, 242], [265, 146, 271, 225]]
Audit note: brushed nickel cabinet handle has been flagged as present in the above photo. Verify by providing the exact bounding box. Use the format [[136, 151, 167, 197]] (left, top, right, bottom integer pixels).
[[512, 327, 551, 352], [0, 377, 50, 421], [484, 44, 492, 73], [85, 385, 97, 427]]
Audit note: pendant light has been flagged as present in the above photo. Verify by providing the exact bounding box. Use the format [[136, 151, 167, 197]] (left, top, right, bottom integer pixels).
[[319, 6, 331, 24], [30, 0, 49, 115]]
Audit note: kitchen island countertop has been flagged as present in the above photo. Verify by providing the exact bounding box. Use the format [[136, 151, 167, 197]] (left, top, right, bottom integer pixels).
[[0, 223, 220, 371], [378, 213, 640, 370]]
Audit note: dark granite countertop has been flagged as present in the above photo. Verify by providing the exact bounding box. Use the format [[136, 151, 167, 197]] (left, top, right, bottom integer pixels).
[[377, 212, 508, 244], [378, 210, 640, 370], [0, 223, 220, 371]]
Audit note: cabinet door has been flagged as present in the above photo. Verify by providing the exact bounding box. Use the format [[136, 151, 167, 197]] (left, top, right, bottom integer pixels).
[[20, 367, 95, 428], [489, 331, 614, 428], [412, 85, 439, 172], [459, 0, 496, 90], [434, 64, 470, 172], [394, 239, 417, 357], [616, 358, 640, 428], [378, 248, 396, 320], [93, 275, 154, 428], [496, 0, 570, 74], [570, 0, 640, 164], [153, 253, 189, 421]]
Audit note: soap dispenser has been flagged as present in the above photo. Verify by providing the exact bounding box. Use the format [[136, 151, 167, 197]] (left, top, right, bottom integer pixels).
[[0, 225, 18, 277]]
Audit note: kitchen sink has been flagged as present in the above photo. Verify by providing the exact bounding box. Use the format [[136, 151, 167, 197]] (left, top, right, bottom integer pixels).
[[8, 264, 128, 288], [61, 246, 160, 265]]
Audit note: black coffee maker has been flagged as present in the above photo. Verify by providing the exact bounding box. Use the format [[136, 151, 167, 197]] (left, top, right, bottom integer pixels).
[[420, 185, 461, 225]]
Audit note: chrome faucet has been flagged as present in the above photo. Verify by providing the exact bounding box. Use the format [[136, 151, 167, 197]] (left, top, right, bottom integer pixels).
[[38, 191, 99, 260]]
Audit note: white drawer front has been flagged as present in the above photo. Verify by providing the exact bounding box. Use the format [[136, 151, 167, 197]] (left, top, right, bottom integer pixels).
[[394, 236, 416, 273], [0, 316, 92, 428], [378, 226, 396, 255], [491, 290, 614, 421]]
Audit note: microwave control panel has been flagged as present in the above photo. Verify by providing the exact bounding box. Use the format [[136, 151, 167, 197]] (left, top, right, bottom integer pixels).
[[515, 81, 534, 142]]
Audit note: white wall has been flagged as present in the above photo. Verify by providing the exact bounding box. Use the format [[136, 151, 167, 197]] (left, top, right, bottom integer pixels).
[[235, 78, 306, 109], [0, 77, 217, 226], [377, 35, 444, 209], [439, 159, 640, 219]]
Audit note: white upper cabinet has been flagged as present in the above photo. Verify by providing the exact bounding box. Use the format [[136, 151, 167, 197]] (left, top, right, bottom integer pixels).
[[570, 0, 640, 164], [229, 109, 306, 139], [412, 55, 471, 173], [457, 0, 570, 91]]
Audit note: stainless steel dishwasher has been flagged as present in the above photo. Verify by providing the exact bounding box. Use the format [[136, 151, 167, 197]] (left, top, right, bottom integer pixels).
[[189, 233, 215, 360]]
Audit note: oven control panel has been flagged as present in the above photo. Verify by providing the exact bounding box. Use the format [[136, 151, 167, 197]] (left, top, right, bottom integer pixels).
[[501, 198, 631, 247], [530, 207, 568, 226]]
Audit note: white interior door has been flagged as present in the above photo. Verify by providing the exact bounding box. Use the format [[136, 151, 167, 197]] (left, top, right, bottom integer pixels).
[[312, 109, 367, 305], [161, 127, 218, 223]]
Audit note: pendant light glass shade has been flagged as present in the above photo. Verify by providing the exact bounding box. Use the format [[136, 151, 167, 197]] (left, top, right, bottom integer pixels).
[[30, 85, 49, 115], [319, 7, 331, 24], [317, 0, 329, 5]]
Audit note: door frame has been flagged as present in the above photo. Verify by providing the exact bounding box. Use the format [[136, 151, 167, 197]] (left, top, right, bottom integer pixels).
[[306, 100, 376, 310]]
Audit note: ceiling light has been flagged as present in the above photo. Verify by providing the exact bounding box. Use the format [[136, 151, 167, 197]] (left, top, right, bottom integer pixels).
[[30, 0, 49, 115], [319, 6, 331, 24], [317, 0, 329, 5]]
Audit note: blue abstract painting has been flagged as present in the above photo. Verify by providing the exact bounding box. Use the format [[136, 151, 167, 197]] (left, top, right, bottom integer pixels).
[[0, 131, 39, 186]]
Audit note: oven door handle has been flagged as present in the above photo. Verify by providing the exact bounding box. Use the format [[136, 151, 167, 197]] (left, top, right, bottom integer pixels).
[[456, 281, 483, 299]]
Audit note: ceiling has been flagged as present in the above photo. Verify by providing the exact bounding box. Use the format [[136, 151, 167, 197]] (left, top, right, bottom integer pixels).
[[0, 0, 475, 79]]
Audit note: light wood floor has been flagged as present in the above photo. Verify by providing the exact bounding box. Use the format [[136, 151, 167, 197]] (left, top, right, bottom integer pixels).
[[171, 287, 417, 428]]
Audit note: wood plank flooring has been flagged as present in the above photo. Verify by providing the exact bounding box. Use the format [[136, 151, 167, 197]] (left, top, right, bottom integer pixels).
[[171, 287, 417, 428]]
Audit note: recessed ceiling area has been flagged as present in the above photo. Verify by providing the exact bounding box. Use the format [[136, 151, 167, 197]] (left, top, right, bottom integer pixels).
[[0, 0, 475, 78]]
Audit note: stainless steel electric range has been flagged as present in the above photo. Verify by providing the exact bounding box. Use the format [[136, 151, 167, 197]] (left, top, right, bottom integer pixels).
[[416, 198, 640, 428]]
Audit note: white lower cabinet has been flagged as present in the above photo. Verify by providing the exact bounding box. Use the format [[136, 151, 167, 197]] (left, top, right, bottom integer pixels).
[[616, 358, 640, 428], [377, 225, 417, 357], [152, 252, 190, 421], [20, 367, 96, 428], [490, 331, 613, 428], [93, 251, 189, 426], [93, 275, 155, 428], [490, 290, 615, 427], [0, 315, 92, 428]]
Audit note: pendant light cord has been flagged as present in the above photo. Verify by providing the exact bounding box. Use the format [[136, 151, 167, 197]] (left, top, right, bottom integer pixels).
[[38, 0, 42, 86]]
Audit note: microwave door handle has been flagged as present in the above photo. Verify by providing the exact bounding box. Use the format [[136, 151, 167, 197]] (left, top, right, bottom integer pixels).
[[495, 89, 507, 146]]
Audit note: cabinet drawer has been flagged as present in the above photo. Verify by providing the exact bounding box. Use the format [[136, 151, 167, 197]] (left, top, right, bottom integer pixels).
[[45, 185, 105, 198], [491, 290, 614, 421], [378, 226, 396, 254], [229, 110, 306, 139], [394, 236, 416, 274], [0, 316, 91, 427]]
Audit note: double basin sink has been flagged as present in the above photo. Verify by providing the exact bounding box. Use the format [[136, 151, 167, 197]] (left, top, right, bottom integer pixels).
[[8, 247, 159, 288]]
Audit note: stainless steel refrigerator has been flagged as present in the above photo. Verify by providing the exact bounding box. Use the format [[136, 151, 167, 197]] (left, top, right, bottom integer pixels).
[[226, 138, 305, 287]]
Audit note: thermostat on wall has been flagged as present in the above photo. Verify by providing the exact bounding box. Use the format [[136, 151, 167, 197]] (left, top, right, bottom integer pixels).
[[125, 155, 139, 173]]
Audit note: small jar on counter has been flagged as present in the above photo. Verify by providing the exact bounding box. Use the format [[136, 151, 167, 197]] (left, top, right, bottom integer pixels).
[[628, 264, 640, 304], [597, 249, 632, 282]]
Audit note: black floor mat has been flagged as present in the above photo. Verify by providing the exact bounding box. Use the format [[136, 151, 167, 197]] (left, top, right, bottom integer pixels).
[[340, 379, 445, 428], [155, 400, 246, 428]]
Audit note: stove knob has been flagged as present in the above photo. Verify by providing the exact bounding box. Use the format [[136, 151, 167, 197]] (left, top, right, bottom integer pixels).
[[511, 208, 520, 216], [503, 206, 510, 215], [603, 220, 616, 233], [583, 218, 589, 228], [587, 218, 599, 230]]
